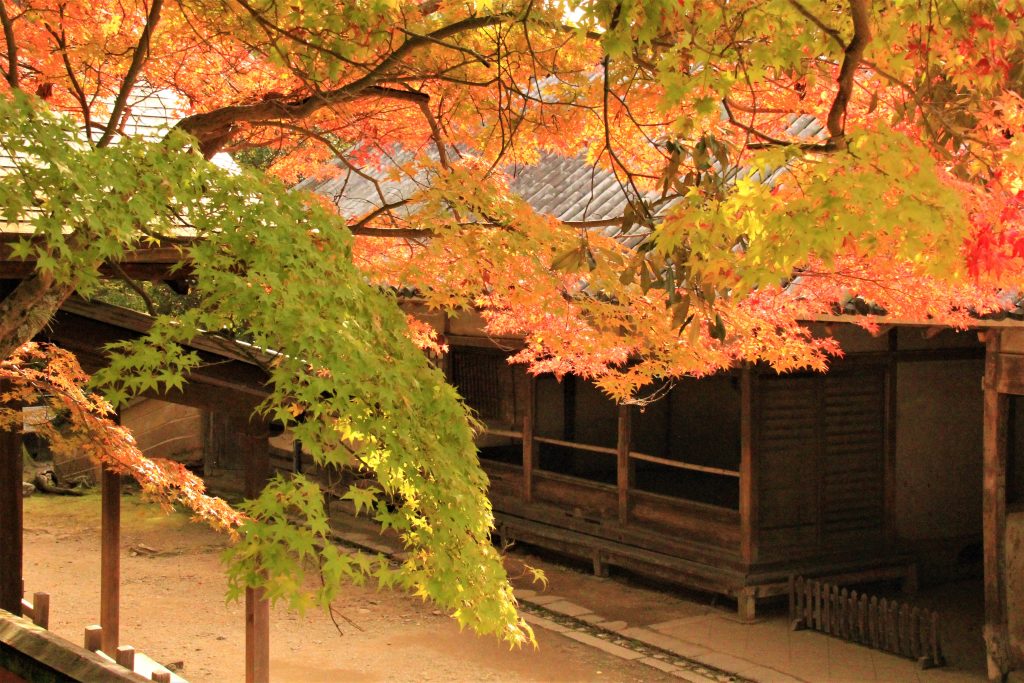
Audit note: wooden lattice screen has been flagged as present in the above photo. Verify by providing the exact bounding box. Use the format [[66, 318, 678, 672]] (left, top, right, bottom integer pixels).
[[450, 350, 509, 422], [789, 576, 944, 669]]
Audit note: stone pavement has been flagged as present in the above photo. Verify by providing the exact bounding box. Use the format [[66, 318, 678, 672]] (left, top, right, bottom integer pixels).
[[326, 511, 987, 683], [512, 587, 986, 683]]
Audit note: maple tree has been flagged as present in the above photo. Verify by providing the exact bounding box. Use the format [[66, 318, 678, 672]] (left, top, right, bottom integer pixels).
[[2, 0, 1024, 643]]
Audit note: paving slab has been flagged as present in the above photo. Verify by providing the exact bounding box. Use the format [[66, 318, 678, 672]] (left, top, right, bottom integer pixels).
[[543, 599, 593, 618], [562, 631, 644, 660], [639, 656, 681, 674], [576, 613, 606, 625], [671, 669, 718, 682], [595, 620, 630, 632], [521, 612, 570, 634], [523, 593, 564, 606]]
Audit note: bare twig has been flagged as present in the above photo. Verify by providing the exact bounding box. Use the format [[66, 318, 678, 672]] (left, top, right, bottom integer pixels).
[[109, 261, 158, 317]]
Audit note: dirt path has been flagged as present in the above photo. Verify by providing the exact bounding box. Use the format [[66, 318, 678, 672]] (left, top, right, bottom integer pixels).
[[21, 493, 677, 682]]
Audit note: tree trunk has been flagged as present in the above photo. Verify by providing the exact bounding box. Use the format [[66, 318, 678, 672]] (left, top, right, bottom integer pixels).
[[0, 274, 77, 360]]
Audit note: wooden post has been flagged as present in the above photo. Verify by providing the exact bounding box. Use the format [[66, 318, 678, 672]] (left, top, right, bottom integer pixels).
[[739, 367, 757, 567], [31, 591, 49, 629], [115, 645, 135, 671], [292, 439, 303, 475], [245, 420, 271, 683], [0, 389, 22, 616], [100, 466, 121, 655], [152, 672, 172, 683], [883, 329, 898, 547], [616, 403, 631, 524], [522, 376, 535, 503], [83, 625, 103, 652], [982, 330, 1010, 681]]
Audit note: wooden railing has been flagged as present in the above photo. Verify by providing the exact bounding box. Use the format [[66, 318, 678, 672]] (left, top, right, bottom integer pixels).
[[534, 435, 617, 455], [481, 428, 740, 477], [628, 450, 739, 478], [790, 576, 944, 669]]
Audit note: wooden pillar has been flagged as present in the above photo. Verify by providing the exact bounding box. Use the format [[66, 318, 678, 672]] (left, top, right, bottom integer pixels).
[[100, 466, 121, 655], [883, 329, 899, 547], [563, 377, 577, 442], [0, 393, 22, 616], [245, 420, 271, 683], [739, 367, 757, 567], [616, 403, 631, 524], [983, 331, 1010, 681], [522, 376, 536, 503]]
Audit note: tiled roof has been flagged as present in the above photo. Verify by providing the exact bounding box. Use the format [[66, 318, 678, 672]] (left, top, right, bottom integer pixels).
[[300, 114, 825, 248], [1, 87, 238, 235], [299, 114, 1024, 325]]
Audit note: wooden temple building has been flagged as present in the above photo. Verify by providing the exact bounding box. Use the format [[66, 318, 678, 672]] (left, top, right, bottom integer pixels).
[[301, 146, 1024, 679], [1, 137, 1023, 679]]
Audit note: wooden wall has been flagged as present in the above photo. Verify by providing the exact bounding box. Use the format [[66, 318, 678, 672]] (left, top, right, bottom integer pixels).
[[121, 399, 205, 464], [753, 364, 888, 565]]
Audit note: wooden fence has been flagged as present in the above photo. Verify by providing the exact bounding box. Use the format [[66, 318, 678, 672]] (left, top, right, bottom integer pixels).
[[789, 576, 944, 669]]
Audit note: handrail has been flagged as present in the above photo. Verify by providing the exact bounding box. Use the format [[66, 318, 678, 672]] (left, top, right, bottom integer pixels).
[[629, 450, 740, 478], [533, 436, 618, 456], [482, 428, 523, 439], [485, 429, 739, 476]]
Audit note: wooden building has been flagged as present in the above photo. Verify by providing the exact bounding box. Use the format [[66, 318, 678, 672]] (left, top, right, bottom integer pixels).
[[434, 308, 998, 631], [982, 329, 1024, 679], [298, 146, 1024, 679]]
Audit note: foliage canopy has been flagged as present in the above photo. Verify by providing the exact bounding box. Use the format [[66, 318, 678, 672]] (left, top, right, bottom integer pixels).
[[2, 0, 1024, 642]]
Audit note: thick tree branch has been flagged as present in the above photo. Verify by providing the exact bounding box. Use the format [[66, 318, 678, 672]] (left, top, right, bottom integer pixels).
[[0, 0, 17, 88], [176, 13, 512, 153], [0, 275, 77, 361], [349, 226, 433, 238], [97, 0, 165, 148], [826, 0, 871, 141]]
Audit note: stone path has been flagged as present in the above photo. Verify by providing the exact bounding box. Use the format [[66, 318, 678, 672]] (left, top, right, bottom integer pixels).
[[327, 514, 987, 683]]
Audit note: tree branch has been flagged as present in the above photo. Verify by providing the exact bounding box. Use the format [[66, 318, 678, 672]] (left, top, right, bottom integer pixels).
[[0, 0, 18, 88], [97, 0, 165, 148], [175, 13, 512, 153], [109, 261, 158, 317], [826, 0, 871, 141], [349, 226, 433, 238]]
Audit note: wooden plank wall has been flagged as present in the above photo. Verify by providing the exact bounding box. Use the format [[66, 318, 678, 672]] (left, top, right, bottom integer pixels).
[[756, 367, 887, 564]]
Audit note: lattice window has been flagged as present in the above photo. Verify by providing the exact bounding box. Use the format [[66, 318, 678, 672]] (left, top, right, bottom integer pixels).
[[450, 349, 510, 422]]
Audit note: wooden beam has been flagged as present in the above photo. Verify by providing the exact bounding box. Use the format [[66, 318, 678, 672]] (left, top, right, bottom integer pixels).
[[522, 376, 536, 504], [616, 404, 631, 524], [739, 367, 757, 567], [244, 420, 271, 683], [982, 331, 1011, 681], [0, 387, 22, 616], [100, 466, 121, 655]]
